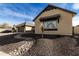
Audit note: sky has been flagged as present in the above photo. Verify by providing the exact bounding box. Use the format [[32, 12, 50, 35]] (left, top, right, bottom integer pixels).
[[0, 3, 79, 26]]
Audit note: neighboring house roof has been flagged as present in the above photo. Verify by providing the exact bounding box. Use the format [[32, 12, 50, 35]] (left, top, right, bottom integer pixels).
[[33, 4, 77, 21], [16, 22, 35, 27], [75, 25, 79, 27]]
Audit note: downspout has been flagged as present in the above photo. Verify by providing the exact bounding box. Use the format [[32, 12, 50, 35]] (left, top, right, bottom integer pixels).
[[72, 27, 74, 35], [72, 13, 74, 35]]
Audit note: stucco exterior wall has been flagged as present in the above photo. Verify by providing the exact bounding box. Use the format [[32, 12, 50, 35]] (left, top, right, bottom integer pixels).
[[74, 26, 79, 34], [17, 26, 32, 32], [25, 26, 32, 31], [35, 8, 73, 35], [17, 27, 25, 32]]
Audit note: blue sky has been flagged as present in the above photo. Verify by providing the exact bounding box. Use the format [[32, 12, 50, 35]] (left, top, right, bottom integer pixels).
[[0, 3, 79, 26]]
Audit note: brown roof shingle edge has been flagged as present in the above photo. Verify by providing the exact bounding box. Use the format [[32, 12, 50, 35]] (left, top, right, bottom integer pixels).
[[40, 14, 60, 21], [49, 4, 77, 14], [33, 4, 77, 21], [16, 24, 34, 27], [16, 22, 35, 27]]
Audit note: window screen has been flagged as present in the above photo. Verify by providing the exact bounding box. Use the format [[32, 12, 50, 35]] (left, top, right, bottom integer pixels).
[[43, 20, 57, 29]]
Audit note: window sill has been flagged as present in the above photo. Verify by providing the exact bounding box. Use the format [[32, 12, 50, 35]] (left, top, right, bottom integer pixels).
[[44, 29, 57, 31]]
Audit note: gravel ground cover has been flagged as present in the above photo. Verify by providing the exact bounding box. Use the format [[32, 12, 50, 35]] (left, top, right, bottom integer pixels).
[[22, 36, 79, 56], [0, 33, 34, 55], [1, 33, 79, 56], [0, 41, 26, 53]]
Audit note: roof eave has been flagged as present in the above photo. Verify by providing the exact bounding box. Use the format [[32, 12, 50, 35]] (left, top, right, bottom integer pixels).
[[33, 4, 77, 21], [48, 4, 77, 15], [33, 5, 49, 21]]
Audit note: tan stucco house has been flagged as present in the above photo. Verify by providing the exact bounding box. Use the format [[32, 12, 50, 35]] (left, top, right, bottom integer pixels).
[[74, 25, 79, 34], [15, 22, 34, 32], [33, 4, 76, 35]]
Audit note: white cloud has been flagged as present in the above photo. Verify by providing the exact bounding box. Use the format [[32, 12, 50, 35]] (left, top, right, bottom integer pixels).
[[72, 3, 79, 10], [72, 15, 79, 26], [0, 8, 33, 20], [51, 3, 67, 8], [0, 4, 41, 20], [59, 3, 67, 8]]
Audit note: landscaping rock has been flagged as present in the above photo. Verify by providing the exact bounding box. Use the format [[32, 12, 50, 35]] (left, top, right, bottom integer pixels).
[[23, 37, 77, 56], [9, 41, 34, 56]]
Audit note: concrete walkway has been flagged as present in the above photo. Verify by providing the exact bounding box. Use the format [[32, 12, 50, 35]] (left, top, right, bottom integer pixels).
[[0, 51, 10, 56]]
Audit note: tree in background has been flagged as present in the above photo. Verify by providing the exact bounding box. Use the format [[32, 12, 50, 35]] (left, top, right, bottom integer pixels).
[[12, 25, 17, 32], [0, 23, 12, 28]]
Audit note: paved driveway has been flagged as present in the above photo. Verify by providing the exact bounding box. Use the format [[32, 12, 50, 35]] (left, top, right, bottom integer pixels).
[[0, 51, 10, 56]]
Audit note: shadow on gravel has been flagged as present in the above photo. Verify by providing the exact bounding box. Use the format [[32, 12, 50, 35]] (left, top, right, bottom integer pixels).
[[73, 34, 79, 46], [0, 32, 71, 46], [0, 34, 26, 46], [21, 33, 62, 40]]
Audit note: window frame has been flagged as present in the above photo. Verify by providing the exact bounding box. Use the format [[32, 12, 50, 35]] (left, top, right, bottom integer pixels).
[[40, 14, 60, 31], [42, 20, 58, 31]]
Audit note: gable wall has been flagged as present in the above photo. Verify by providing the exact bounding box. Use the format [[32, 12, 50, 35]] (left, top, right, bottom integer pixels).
[[35, 8, 73, 35]]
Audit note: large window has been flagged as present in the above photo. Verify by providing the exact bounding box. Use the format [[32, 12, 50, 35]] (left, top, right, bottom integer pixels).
[[40, 14, 60, 30], [43, 20, 57, 30]]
